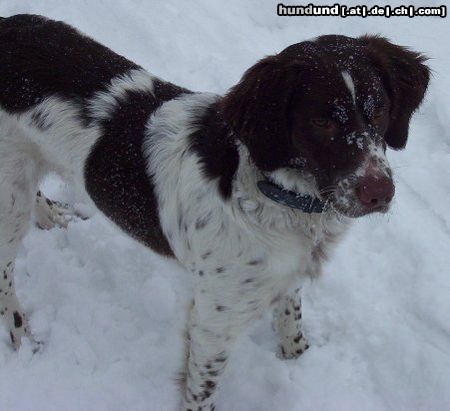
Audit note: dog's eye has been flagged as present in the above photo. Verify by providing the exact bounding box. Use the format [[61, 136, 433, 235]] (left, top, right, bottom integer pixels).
[[310, 118, 332, 128]]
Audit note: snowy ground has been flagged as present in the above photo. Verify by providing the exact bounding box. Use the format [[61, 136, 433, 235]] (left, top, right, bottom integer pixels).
[[0, 1, 449, 410]]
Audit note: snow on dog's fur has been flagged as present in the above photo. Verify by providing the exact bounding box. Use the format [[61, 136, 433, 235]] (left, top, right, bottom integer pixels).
[[0, 14, 429, 410]]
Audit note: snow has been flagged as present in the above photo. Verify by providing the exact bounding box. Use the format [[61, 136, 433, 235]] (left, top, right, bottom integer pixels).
[[0, 1, 449, 410]]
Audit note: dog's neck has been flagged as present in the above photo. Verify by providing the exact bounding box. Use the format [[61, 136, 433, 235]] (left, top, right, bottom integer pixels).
[[185, 98, 342, 236], [230, 143, 343, 241], [161, 92, 340, 237]]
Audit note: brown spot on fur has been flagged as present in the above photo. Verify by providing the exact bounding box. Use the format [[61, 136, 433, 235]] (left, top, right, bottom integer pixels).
[[312, 241, 327, 262], [13, 311, 23, 328], [201, 251, 212, 260], [195, 215, 210, 230], [270, 295, 281, 305], [204, 380, 216, 389], [247, 259, 262, 266], [293, 334, 303, 343]]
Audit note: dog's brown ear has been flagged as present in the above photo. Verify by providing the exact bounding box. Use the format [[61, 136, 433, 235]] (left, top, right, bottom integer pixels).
[[361, 35, 430, 150], [220, 54, 301, 170]]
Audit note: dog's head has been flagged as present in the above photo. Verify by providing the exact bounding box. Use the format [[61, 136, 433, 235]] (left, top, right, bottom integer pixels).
[[221, 35, 430, 217]]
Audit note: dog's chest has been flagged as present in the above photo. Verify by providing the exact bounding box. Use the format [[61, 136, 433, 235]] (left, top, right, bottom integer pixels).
[[169, 190, 333, 299], [146, 94, 344, 305]]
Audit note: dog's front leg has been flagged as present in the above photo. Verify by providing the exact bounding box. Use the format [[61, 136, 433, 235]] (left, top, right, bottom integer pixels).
[[273, 287, 309, 359], [182, 298, 245, 411]]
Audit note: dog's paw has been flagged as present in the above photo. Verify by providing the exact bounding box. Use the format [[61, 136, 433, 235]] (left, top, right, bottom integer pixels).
[[35, 192, 70, 229], [183, 403, 216, 411], [277, 333, 310, 360], [9, 333, 44, 354]]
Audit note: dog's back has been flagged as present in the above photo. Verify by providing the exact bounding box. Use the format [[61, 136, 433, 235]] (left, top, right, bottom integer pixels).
[[0, 15, 190, 349], [0, 14, 141, 182], [0, 14, 138, 112], [0, 15, 189, 253]]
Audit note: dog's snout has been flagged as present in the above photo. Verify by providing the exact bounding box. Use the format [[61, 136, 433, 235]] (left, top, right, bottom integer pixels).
[[356, 175, 395, 210]]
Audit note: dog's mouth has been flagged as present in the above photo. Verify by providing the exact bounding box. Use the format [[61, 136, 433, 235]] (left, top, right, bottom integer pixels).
[[257, 177, 326, 213], [329, 168, 395, 217]]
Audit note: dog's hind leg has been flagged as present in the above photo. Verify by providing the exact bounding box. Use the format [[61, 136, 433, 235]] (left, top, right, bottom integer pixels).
[[0, 146, 41, 349], [34, 190, 90, 230], [35, 190, 72, 229]]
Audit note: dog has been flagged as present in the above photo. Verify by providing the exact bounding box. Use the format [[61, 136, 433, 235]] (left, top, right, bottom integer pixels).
[[0, 14, 429, 410]]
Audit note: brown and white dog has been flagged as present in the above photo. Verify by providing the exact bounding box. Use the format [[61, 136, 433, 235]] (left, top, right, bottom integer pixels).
[[0, 14, 429, 410]]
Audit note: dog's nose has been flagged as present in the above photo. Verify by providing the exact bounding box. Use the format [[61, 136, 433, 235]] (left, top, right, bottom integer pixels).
[[356, 175, 395, 209]]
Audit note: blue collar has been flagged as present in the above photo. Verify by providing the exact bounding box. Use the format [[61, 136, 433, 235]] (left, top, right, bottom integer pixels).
[[257, 180, 326, 213]]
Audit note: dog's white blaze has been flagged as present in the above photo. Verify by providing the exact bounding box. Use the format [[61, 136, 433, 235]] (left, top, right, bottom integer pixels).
[[342, 70, 356, 105]]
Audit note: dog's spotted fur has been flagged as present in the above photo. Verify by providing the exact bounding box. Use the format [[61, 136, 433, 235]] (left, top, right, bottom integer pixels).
[[0, 15, 429, 410]]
